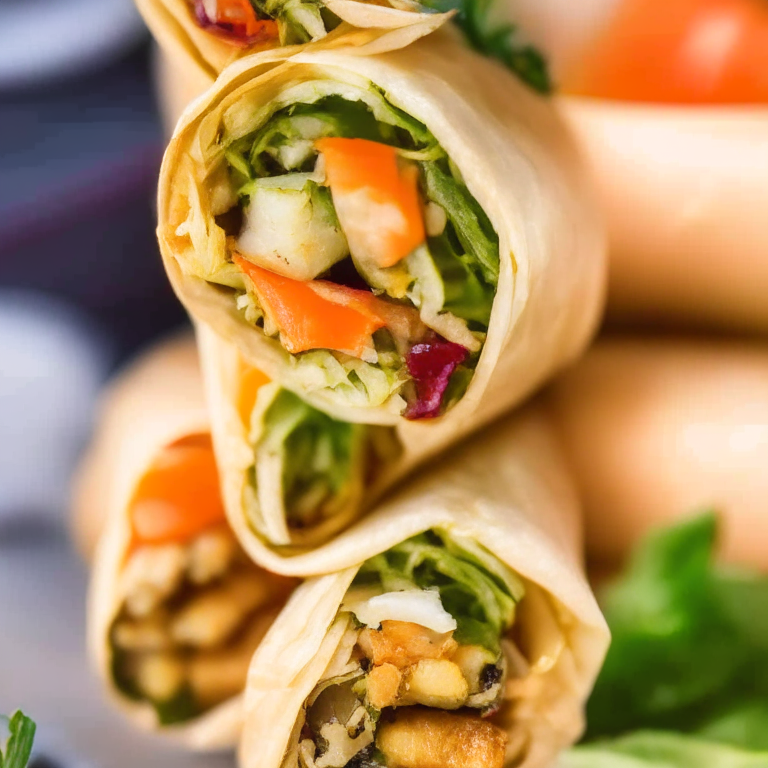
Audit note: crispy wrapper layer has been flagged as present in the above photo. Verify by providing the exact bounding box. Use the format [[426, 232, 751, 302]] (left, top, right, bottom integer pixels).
[[157, 32, 606, 430], [136, 0, 452, 82], [238, 406, 609, 768]]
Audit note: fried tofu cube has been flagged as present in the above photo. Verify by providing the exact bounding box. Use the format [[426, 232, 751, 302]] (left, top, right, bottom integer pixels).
[[400, 659, 468, 709], [377, 708, 508, 768], [358, 621, 457, 668], [367, 663, 403, 709]]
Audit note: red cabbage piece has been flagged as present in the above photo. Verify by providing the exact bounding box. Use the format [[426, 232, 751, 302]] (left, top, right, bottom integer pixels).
[[404, 339, 468, 420]]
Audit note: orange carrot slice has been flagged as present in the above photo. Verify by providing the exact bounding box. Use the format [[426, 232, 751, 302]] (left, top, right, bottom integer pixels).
[[564, 0, 768, 104], [238, 364, 272, 426], [129, 434, 226, 548], [234, 255, 388, 358], [316, 138, 426, 268]]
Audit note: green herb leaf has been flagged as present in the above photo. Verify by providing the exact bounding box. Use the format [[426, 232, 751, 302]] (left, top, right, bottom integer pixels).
[[0, 711, 36, 768], [420, 0, 551, 94], [563, 731, 768, 768], [585, 511, 768, 746]]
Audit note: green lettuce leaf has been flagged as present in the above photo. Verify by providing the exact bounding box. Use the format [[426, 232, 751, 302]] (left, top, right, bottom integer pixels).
[[419, 0, 551, 94], [562, 731, 768, 768], [355, 529, 524, 652], [257, 388, 367, 529], [0, 712, 36, 768], [586, 511, 768, 746]]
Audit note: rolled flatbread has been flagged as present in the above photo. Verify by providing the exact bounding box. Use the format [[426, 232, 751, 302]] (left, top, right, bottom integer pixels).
[[157, 32, 605, 432], [238, 406, 610, 768], [136, 0, 452, 82], [80, 334, 296, 747], [547, 336, 768, 569]]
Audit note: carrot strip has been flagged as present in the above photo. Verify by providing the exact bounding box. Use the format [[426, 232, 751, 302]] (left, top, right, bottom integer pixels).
[[316, 138, 426, 268], [129, 434, 226, 548], [234, 255, 388, 357]]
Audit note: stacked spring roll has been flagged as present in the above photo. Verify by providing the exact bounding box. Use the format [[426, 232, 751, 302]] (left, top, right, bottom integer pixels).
[[136, 0, 452, 82], [239, 406, 610, 768], [157, 32, 605, 432], [78, 336, 297, 747]]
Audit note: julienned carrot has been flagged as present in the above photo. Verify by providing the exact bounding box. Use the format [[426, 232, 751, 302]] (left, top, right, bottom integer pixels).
[[234, 255, 389, 357], [129, 434, 226, 548], [564, 0, 768, 104], [316, 138, 426, 268]]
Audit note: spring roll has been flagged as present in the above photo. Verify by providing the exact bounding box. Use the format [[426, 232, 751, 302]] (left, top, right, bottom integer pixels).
[[509, 0, 768, 332], [239, 406, 610, 768], [135, 0, 452, 83], [82, 335, 296, 747], [157, 32, 605, 430], [547, 336, 768, 571]]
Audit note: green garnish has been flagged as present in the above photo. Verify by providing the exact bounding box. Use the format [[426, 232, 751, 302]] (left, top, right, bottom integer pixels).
[[585, 511, 768, 749], [0, 711, 36, 768]]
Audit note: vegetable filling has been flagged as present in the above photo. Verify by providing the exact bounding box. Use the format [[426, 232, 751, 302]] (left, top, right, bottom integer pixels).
[[190, 0, 428, 47], [188, 86, 500, 419], [288, 530, 527, 768], [109, 434, 294, 724], [241, 383, 402, 546]]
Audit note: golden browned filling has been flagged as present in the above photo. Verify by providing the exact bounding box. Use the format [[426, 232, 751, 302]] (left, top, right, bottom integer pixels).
[[110, 525, 292, 724], [291, 531, 528, 768]]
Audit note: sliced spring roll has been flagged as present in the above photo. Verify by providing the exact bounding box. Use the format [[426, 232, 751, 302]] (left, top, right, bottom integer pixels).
[[239, 407, 610, 768], [82, 336, 297, 747], [158, 32, 605, 428], [198, 324, 403, 552], [546, 336, 768, 570], [136, 0, 452, 82]]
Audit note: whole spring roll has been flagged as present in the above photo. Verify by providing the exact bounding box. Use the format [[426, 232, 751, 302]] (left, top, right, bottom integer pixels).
[[547, 336, 768, 571], [82, 335, 296, 747], [239, 407, 610, 768], [136, 0, 452, 82], [158, 32, 605, 429], [510, 0, 768, 332]]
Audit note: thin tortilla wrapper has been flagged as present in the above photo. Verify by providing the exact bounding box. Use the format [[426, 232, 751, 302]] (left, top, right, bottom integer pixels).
[[239, 405, 609, 768], [71, 333, 205, 562], [195, 321, 577, 572], [157, 31, 606, 428], [547, 336, 768, 570], [81, 334, 282, 748], [135, 0, 453, 82]]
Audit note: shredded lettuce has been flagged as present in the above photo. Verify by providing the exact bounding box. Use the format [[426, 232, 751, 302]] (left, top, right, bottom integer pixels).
[[585, 511, 768, 748], [256, 388, 368, 531], [354, 529, 524, 652], [0, 712, 35, 768], [562, 731, 768, 768]]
